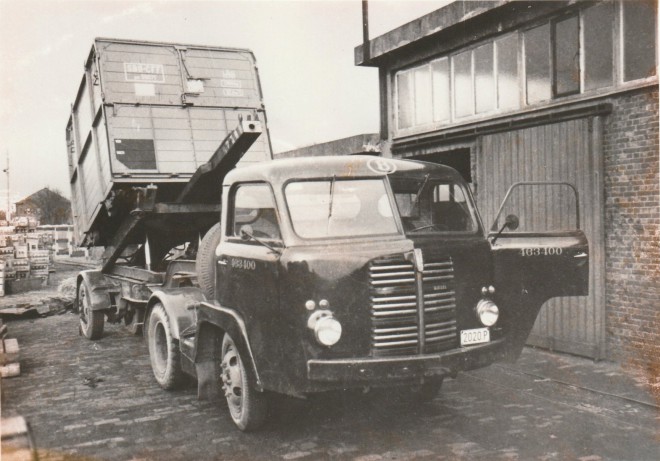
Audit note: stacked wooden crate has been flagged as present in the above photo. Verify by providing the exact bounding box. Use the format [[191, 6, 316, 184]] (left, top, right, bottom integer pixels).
[[0, 227, 52, 296]]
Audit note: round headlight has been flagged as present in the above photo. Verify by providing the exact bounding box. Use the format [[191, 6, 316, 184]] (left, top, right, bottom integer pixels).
[[476, 299, 499, 327], [314, 316, 342, 346]]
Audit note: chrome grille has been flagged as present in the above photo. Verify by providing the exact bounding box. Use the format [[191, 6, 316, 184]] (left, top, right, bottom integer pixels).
[[369, 255, 458, 357], [422, 260, 458, 353]]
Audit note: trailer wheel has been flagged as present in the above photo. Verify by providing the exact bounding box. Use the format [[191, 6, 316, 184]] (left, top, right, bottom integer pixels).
[[78, 281, 104, 340], [220, 334, 267, 431], [147, 303, 185, 390], [196, 222, 222, 300]]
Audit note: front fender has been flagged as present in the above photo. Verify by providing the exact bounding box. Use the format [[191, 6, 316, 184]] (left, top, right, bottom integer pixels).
[[78, 270, 117, 311], [147, 287, 207, 340], [194, 302, 264, 401]]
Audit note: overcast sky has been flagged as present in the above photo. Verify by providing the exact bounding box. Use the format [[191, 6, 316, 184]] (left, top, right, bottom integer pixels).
[[0, 0, 446, 204]]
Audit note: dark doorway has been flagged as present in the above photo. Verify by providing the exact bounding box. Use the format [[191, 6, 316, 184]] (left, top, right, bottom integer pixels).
[[409, 148, 472, 183]]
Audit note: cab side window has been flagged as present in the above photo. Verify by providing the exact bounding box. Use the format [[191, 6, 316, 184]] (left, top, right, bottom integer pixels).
[[232, 184, 281, 241]]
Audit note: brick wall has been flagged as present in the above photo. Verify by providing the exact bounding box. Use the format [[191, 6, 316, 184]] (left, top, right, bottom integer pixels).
[[603, 87, 659, 380]]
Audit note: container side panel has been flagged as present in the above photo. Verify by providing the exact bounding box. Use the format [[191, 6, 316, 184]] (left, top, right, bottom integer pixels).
[[181, 49, 261, 107], [96, 118, 112, 195], [98, 42, 183, 106], [74, 77, 94, 158], [107, 106, 157, 174], [90, 55, 104, 115], [80, 138, 103, 222], [66, 120, 77, 178], [69, 173, 85, 245]]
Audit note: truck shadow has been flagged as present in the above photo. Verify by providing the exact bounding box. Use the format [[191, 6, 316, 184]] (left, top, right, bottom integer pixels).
[[263, 388, 453, 434]]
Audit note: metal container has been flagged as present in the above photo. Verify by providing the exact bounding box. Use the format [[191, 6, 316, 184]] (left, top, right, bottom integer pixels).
[[66, 38, 273, 245]]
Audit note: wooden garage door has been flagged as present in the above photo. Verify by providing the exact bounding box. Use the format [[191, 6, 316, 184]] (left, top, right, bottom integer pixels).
[[477, 118, 606, 359]]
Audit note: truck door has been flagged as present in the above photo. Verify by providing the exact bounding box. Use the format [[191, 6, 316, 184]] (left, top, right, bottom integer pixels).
[[216, 182, 282, 370], [489, 182, 589, 360]]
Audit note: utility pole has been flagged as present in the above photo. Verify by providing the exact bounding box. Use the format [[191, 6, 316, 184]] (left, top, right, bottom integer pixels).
[[3, 150, 9, 221]]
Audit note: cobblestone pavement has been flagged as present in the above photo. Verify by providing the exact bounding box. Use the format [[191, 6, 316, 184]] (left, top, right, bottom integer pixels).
[[1, 286, 658, 460]]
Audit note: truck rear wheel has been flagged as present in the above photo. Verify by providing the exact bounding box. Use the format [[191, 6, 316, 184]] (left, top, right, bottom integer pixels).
[[196, 222, 222, 300], [220, 334, 267, 431], [147, 303, 186, 390], [78, 281, 104, 340]]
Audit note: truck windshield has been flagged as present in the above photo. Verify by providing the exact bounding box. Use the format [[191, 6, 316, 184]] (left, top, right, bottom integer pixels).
[[390, 177, 479, 234], [285, 179, 400, 239]]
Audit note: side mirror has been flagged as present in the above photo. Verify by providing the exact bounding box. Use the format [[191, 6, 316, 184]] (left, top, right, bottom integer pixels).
[[504, 214, 519, 231], [239, 225, 253, 241], [491, 214, 520, 245]]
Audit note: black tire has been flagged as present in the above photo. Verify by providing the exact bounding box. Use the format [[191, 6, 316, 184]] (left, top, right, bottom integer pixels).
[[147, 303, 186, 390], [78, 281, 104, 340], [196, 222, 222, 300], [220, 334, 268, 431]]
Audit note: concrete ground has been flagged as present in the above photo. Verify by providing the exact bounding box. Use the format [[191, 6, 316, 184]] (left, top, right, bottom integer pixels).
[[1, 267, 658, 460]]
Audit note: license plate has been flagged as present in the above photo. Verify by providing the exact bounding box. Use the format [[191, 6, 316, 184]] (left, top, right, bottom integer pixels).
[[460, 328, 490, 346]]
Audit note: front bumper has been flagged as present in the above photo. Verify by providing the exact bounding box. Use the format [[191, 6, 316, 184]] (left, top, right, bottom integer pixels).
[[308, 338, 506, 384]]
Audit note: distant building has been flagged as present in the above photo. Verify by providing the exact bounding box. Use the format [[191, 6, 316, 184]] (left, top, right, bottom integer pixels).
[[356, 0, 658, 365], [276, 133, 381, 158], [14, 188, 72, 225]]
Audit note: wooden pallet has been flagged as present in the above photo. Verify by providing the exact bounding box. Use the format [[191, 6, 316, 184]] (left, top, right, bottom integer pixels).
[[0, 415, 37, 461], [0, 338, 20, 377]]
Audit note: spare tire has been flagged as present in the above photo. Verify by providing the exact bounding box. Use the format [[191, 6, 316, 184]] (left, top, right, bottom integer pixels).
[[196, 222, 222, 300]]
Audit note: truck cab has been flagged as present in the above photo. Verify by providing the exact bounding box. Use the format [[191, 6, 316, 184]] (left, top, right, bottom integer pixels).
[[181, 155, 588, 430]]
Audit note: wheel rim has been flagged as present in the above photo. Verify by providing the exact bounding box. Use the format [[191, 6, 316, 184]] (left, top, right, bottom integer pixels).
[[221, 340, 244, 419], [152, 321, 168, 374], [79, 285, 90, 331]]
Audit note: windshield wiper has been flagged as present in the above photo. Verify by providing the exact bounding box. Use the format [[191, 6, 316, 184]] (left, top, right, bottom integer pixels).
[[413, 174, 430, 210], [240, 228, 282, 255]]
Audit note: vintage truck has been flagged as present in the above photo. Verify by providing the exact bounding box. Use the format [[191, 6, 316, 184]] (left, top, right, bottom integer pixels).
[[68, 40, 589, 432]]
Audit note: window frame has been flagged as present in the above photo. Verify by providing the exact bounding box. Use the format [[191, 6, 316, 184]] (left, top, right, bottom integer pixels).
[[227, 181, 282, 244], [390, 0, 657, 137], [552, 13, 581, 98]]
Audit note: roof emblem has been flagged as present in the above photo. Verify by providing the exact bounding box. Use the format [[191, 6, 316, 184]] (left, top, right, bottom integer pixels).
[[367, 158, 397, 175]]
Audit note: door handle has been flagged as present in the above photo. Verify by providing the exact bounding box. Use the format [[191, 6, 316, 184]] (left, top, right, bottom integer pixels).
[[573, 252, 588, 259], [217, 259, 228, 266]]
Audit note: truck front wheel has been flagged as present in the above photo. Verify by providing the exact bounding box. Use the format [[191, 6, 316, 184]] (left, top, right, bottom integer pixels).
[[77, 281, 104, 340], [220, 334, 267, 431], [147, 303, 186, 390]]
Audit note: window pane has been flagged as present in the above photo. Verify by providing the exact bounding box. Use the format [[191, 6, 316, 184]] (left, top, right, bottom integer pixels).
[[285, 179, 398, 239], [496, 34, 520, 110], [432, 58, 450, 122], [414, 66, 432, 125], [525, 24, 551, 104], [475, 43, 495, 113], [234, 185, 280, 240], [453, 50, 474, 118], [396, 71, 413, 129], [390, 178, 479, 234], [554, 16, 580, 95], [583, 3, 614, 90], [623, 0, 657, 81]]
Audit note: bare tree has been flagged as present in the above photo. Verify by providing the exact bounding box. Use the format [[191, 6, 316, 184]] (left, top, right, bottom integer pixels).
[[24, 188, 72, 225]]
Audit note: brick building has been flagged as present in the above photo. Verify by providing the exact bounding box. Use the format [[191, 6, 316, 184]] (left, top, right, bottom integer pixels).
[[352, 0, 658, 366], [14, 188, 72, 225]]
